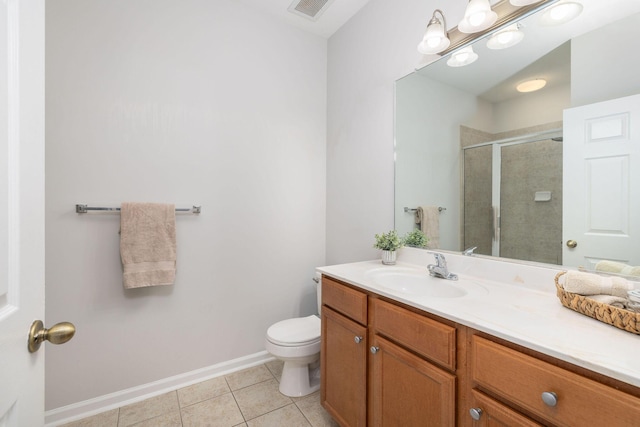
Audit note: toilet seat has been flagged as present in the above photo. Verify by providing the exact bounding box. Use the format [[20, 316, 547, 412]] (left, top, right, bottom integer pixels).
[[266, 315, 320, 347]]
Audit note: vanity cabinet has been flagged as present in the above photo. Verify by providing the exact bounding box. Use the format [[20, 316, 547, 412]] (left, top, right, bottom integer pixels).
[[320, 274, 640, 427]]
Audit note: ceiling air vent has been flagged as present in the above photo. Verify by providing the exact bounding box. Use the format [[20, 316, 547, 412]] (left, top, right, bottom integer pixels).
[[288, 0, 336, 21]]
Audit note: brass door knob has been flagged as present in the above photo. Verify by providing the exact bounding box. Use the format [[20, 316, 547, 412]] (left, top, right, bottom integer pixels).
[[566, 240, 577, 248], [28, 320, 76, 353]]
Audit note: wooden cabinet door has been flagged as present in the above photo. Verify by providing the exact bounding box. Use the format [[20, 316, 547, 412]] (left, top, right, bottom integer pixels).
[[321, 306, 368, 427], [370, 335, 456, 427]]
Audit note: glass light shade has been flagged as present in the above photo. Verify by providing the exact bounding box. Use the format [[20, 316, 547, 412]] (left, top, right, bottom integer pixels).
[[486, 24, 524, 49], [417, 14, 450, 54], [539, 1, 583, 26], [509, 0, 542, 6], [516, 78, 547, 92], [458, 0, 498, 34], [447, 46, 479, 67]]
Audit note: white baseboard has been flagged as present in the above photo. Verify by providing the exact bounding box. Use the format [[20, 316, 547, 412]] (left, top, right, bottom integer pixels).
[[44, 351, 275, 427]]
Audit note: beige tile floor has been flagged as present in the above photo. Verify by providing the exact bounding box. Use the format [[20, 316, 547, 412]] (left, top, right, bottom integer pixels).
[[61, 360, 338, 427]]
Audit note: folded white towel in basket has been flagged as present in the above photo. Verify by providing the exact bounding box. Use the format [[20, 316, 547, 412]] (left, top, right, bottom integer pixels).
[[586, 294, 628, 309], [562, 270, 633, 298]]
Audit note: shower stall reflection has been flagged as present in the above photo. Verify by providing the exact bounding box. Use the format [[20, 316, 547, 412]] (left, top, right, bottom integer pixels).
[[462, 125, 563, 264]]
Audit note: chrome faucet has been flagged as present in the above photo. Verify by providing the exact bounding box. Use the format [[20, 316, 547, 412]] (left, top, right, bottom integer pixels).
[[462, 246, 477, 256], [427, 253, 458, 280]]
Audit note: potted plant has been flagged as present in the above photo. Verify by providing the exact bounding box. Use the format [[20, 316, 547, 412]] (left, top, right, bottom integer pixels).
[[373, 230, 403, 265], [403, 229, 429, 248]]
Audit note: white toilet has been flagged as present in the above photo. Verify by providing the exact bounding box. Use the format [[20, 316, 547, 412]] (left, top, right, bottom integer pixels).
[[264, 278, 322, 397]]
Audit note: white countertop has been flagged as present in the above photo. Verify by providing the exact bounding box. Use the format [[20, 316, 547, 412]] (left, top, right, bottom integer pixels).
[[317, 248, 640, 388]]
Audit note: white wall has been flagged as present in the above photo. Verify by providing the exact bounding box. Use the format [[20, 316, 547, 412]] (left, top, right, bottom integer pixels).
[[326, 0, 465, 264], [45, 0, 326, 410], [395, 75, 482, 248], [571, 12, 640, 107], [492, 83, 570, 134]]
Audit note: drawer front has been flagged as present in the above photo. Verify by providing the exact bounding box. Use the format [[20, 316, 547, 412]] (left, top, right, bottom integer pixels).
[[322, 276, 367, 324], [371, 298, 456, 370], [472, 336, 640, 427], [469, 389, 542, 427]]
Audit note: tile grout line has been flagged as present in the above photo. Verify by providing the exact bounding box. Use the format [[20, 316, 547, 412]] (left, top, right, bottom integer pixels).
[[225, 373, 248, 424]]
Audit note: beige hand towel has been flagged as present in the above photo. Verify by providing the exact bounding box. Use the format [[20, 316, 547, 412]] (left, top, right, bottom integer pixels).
[[120, 202, 176, 289], [595, 260, 640, 277], [562, 270, 632, 298], [415, 206, 440, 249]]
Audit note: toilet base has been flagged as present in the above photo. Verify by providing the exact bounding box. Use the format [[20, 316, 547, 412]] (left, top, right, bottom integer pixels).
[[279, 358, 320, 397]]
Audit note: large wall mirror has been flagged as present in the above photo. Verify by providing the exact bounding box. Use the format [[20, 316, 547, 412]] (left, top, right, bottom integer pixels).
[[395, 0, 640, 271]]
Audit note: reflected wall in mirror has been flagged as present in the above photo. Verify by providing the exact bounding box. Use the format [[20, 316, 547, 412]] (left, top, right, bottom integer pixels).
[[395, 0, 640, 271]]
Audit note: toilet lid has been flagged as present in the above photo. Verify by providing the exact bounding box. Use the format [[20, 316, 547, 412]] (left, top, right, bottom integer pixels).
[[267, 315, 321, 346]]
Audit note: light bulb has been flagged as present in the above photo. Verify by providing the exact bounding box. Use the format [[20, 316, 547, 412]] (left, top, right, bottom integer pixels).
[[469, 11, 486, 27], [417, 11, 450, 55], [539, 1, 583, 26], [458, 0, 497, 34], [457, 52, 470, 62], [486, 24, 524, 50], [427, 36, 442, 48], [497, 31, 513, 44], [551, 3, 571, 20], [447, 46, 478, 67]]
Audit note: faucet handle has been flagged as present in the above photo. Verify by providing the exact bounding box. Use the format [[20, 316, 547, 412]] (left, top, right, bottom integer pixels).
[[434, 252, 447, 267], [463, 246, 477, 256]]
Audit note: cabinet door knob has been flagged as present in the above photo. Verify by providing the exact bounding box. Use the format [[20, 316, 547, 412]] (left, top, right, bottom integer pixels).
[[469, 408, 483, 421], [354, 336, 363, 344], [370, 346, 380, 354], [541, 391, 558, 407]]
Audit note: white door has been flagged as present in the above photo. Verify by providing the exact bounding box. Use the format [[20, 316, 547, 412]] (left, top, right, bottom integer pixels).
[[0, 0, 46, 425], [563, 93, 640, 269]]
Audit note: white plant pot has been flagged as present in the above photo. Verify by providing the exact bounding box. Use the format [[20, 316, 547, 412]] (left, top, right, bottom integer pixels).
[[381, 250, 397, 265]]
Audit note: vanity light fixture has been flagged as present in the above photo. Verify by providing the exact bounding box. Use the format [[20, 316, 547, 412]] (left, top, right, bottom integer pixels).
[[516, 78, 547, 92], [447, 46, 479, 67], [486, 23, 524, 49], [417, 9, 451, 55], [539, 1, 583, 26], [458, 0, 498, 34], [509, 0, 543, 6]]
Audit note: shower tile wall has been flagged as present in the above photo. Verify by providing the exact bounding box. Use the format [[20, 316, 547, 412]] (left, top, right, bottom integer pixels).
[[500, 140, 563, 264]]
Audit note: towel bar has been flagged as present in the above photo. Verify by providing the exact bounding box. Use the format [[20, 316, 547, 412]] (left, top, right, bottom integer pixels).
[[76, 204, 201, 214], [404, 206, 446, 213]]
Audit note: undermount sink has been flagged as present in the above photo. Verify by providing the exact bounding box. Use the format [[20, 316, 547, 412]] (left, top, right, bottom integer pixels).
[[365, 266, 488, 298]]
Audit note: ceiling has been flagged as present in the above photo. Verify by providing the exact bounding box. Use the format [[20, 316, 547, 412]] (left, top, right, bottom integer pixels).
[[236, 0, 373, 38]]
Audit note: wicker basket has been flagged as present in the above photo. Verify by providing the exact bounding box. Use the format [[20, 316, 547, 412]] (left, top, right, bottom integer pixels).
[[555, 271, 640, 335]]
